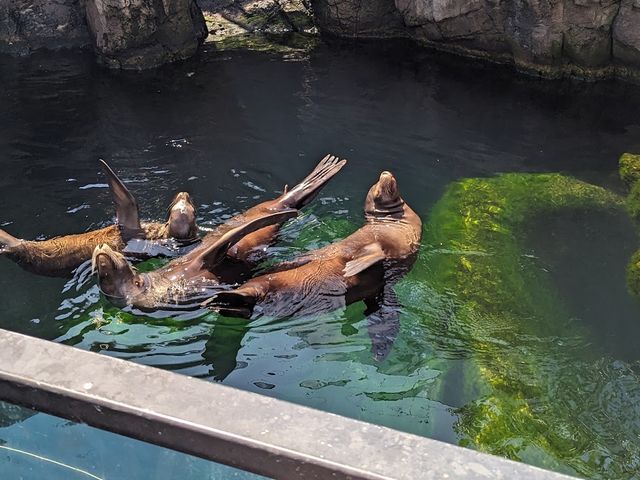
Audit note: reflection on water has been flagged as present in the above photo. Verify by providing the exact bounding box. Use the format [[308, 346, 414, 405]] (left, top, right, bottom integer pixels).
[[1, 40, 640, 478]]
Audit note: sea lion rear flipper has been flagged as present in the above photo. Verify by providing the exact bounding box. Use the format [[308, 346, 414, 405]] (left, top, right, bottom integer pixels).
[[198, 209, 298, 270], [280, 154, 347, 208], [202, 290, 255, 319], [343, 243, 386, 277], [99, 160, 142, 236], [364, 286, 400, 361], [0, 229, 20, 252]]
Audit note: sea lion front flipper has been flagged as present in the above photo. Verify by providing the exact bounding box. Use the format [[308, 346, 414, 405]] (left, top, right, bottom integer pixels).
[[343, 243, 386, 277], [364, 285, 400, 361], [99, 160, 142, 236], [202, 290, 255, 319], [197, 209, 298, 271]]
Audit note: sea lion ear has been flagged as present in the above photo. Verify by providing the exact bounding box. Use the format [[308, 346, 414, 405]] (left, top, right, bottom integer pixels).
[[197, 209, 298, 270], [343, 243, 386, 277], [99, 159, 142, 236]]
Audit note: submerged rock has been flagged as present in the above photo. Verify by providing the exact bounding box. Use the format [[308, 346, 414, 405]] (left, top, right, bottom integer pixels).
[[311, 0, 640, 82], [619, 152, 640, 190], [618, 152, 640, 296], [403, 173, 633, 477]]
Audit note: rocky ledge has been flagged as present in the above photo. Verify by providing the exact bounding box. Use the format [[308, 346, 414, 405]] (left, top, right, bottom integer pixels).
[[311, 0, 640, 82], [2, 0, 640, 79]]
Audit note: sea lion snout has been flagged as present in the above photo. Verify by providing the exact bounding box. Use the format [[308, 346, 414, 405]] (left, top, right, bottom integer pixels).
[[365, 170, 403, 216], [168, 192, 197, 240], [92, 243, 142, 305], [91, 244, 121, 275], [377, 171, 398, 191]]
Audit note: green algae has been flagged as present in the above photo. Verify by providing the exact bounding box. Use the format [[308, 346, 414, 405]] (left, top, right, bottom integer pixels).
[[619, 153, 640, 189], [401, 173, 635, 477], [618, 153, 640, 296], [208, 32, 319, 56], [202, 0, 318, 56]]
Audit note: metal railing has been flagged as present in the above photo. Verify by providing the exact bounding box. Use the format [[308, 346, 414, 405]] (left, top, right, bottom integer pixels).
[[0, 329, 574, 479]]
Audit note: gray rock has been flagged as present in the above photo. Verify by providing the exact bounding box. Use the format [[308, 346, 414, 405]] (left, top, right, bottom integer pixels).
[[0, 0, 91, 55], [310, 0, 406, 37], [85, 0, 207, 69], [613, 0, 640, 67], [313, 0, 640, 81], [0, 0, 206, 69]]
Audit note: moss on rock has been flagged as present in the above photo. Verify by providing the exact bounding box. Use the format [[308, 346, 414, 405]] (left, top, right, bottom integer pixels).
[[200, 0, 318, 55], [619, 153, 640, 296], [619, 152, 640, 189], [402, 173, 629, 477], [626, 250, 640, 297]]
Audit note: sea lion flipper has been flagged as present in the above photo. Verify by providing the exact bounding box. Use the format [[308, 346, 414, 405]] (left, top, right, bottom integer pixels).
[[99, 160, 142, 235], [280, 154, 347, 208], [202, 290, 255, 318], [343, 243, 385, 277], [198, 209, 298, 270]]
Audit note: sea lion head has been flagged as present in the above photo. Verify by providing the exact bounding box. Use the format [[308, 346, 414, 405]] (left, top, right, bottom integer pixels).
[[167, 192, 197, 240], [365, 171, 405, 218], [92, 244, 146, 307]]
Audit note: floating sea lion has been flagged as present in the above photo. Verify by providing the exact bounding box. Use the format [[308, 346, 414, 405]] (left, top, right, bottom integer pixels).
[[204, 171, 422, 360], [0, 160, 198, 277], [92, 155, 347, 310]]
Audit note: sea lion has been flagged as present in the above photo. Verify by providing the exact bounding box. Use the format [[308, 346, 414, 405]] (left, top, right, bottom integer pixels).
[[92, 155, 347, 310], [0, 160, 198, 277], [204, 171, 422, 360]]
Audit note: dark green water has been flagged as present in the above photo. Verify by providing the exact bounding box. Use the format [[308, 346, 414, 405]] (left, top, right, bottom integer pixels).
[[1, 40, 640, 478]]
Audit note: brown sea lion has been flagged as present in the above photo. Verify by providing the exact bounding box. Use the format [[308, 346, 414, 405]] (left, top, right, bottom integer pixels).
[[204, 171, 422, 360], [0, 160, 198, 277], [92, 155, 347, 310]]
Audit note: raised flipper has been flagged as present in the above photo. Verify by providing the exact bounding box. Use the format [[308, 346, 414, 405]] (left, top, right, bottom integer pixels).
[[99, 159, 142, 236], [196, 209, 298, 271], [280, 154, 347, 208], [0, 229, 20, 252], [343, 243, 386, 277], [363, 284, 400, 361]]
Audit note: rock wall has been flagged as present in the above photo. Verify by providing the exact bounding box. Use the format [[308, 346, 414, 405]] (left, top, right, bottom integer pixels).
[[0, 0, 207, 69], [0, 0, 91, 55], [85, 0, 207, 69], [311, 0, 640, 81]]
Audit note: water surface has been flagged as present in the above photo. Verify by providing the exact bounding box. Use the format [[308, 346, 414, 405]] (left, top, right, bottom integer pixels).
[[1, 40, 640, 478]]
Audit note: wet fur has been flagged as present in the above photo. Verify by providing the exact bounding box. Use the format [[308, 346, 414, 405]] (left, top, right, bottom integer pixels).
[[0, 220, 182, 278]]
